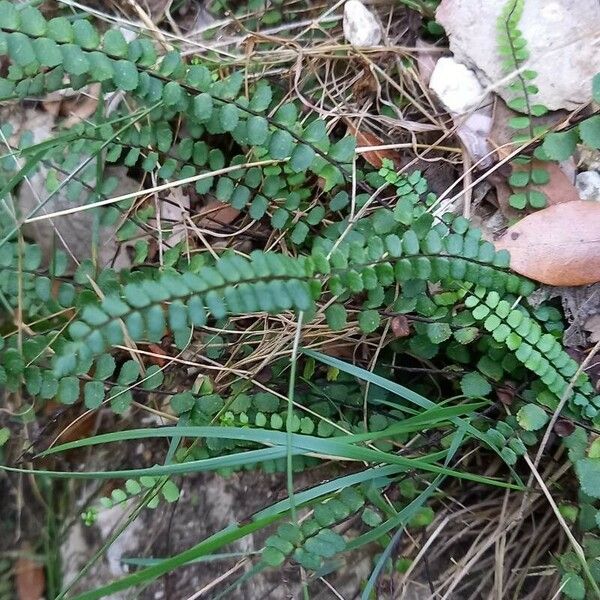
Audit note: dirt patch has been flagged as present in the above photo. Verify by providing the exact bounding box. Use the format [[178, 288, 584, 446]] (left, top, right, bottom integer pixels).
[[60, 469, 377, 599]]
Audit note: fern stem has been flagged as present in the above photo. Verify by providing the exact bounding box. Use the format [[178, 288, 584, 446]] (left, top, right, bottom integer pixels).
[[502, 0, 544, 208]]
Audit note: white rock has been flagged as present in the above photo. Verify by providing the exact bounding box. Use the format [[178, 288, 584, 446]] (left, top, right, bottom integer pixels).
[[343, 1, 382, 47], [429, 56, 487, 114], [576, 170, 600, 201], [429, 58, 493, 166], [436, 0, 600, 111]]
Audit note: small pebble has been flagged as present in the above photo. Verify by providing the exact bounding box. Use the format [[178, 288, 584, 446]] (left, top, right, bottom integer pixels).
[[576, 170, 600, 202]]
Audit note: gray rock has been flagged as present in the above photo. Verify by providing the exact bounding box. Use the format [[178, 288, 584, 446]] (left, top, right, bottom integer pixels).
[[5, 106, 137, 271], [19, 166, 137, 271], [343, 0, 382, 47], [436, 0, 600, 111], [576, 170, 600, 201]]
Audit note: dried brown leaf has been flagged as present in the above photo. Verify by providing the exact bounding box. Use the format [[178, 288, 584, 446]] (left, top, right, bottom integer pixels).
[[62, 85, 101, 127], [43, 401, 95, 446], [147, 343, 168, 367], [351, 70, 378, 103], [496, 201, 600, 286], [15, 545, 44, 600], [391, 316, 411, 338], [346, 123, 403, 170], [42, 84, 101, 127], [197, 201, 240, 230]]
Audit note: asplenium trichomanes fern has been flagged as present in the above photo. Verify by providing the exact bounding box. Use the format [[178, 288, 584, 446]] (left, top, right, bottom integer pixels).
[[0, 0, 357, 257], [2, 2, 600, 597], [497, 0, 550, 210]]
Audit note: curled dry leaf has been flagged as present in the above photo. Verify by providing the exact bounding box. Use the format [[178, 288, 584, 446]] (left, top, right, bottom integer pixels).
[[554, 419, 576, 438], [496, 201, 600, 286], [346, 123, 403, 170]]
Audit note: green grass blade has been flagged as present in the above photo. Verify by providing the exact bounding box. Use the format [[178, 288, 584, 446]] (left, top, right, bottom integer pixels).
[[39, 402, 481, 458], [359, 423, 468, 598], [122, 551, 256, 567], [5, 446, 294, 479], [255, 465, 406, 518], [304, 349, 519, 472], [33, 425, 521, 489]]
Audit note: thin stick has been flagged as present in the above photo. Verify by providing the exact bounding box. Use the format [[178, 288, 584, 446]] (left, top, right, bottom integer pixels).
[[24, 159, 284, 224], [184, 559, 249, 600]]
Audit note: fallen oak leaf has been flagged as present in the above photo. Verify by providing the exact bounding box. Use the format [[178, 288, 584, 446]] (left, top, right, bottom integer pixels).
[[495, 201, 600, 286]]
